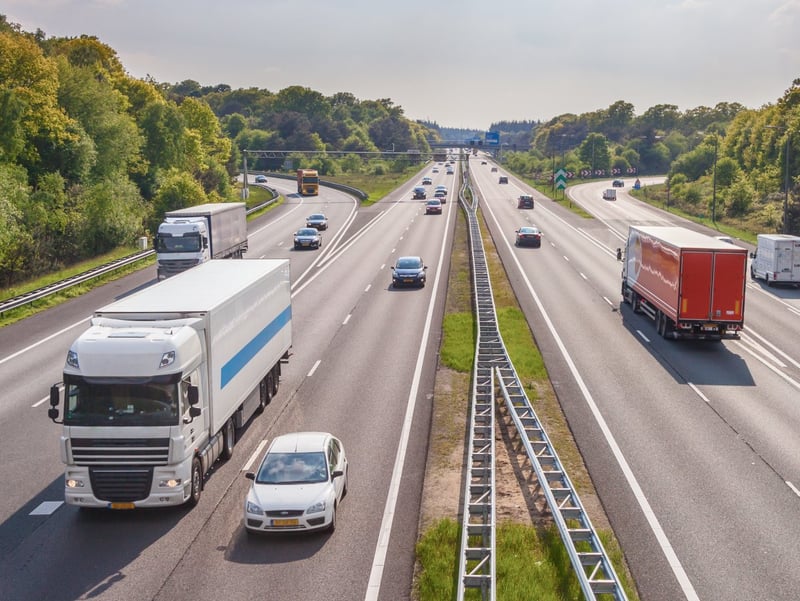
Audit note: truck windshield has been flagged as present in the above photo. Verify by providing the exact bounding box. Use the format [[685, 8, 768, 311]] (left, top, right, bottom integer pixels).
[[155, 234, 201, 253], [63, 374, 182, 426]]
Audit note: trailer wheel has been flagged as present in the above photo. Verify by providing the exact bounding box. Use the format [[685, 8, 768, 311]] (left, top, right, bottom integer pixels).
[[631, 291, 641, 313], [188, 458, 202, 506], [221, 418, 235, 460], [257, 376, 271, 413], [271, 365, 280, 397]]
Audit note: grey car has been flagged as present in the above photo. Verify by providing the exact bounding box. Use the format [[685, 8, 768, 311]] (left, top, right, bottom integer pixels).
[[294, 228, 322, 250], [306, 213, 328, 230]]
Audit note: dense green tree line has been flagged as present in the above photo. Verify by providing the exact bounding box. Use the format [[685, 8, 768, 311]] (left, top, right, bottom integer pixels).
[[503, 87, 800, 234], [0, 17, 435, 287]]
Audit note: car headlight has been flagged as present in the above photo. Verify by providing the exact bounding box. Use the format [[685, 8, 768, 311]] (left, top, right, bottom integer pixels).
[[246, 500, 263, 514], [306, 500, 327, 514]]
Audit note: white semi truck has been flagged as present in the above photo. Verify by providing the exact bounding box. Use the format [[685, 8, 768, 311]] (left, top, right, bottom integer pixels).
[[155, 203, 248, 279], [48, 259, 292, 509], [749, 233, 800, 286]]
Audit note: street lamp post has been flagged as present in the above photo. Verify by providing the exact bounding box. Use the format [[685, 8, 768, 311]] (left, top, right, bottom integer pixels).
[[712, 135, 718, 224], [766, 125, 792, 233]]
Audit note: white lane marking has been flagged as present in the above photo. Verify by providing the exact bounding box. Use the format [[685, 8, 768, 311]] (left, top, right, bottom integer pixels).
[[32, 394, 49, 408], [740, 329, 800, 371], [563, 255, 570, 262], [343, 314, 352, 325], [787, 481, 800, 498], [637, 330, 651, 343], [733, 341, 800, 391], [364, 196, 451, 601], [30, 501, 63, 516], [580, 272, 587, 280], [688, 382, 713, 405], [0, 317, 90, 366], [603, 296, 614, 306], [307, 360, 321, 378], [737, 336, 787, 368], [365, 284, 371, 293], [380, 264, 385, 270], [243, 439, 269, 472], [478, 187, 701, 601]]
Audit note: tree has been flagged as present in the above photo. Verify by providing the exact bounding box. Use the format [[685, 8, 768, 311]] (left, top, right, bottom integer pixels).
[[80, 176, 144, 254]]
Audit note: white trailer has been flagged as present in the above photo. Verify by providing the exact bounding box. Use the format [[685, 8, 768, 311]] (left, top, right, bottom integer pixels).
[[750, 234, 800, 286], [48, 259, 292, 509], [155, 202, 248, 279]]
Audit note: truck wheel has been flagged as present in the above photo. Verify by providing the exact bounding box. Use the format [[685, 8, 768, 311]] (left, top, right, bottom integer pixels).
[[257, 376, 271, 413], [271, 365, 280, 396], [631, 292, 641, 313], [221, 418, 235, 460], [188, 458, 202, 506], [750, 265, 756, 280]]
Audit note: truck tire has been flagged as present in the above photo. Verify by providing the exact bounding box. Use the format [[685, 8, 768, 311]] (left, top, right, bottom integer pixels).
[[257, 376, 271, 413], [221, 418, 235, 460], [188, 458, 202, 506], [271, 365, 280, 396]]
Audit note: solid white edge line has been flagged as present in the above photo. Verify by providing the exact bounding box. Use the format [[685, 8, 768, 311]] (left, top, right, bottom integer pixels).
[[364, 195, 451, 601], [786, 481, 800, 498], [242, 438, 269, 472], [0, 317, 90, 366], [687, 382, 713, 405], [479, 187, 701, 601]]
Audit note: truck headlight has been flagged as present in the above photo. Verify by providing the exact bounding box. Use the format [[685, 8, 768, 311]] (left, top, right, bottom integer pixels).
[[159, 478, 182, 488], [66, 478, 85, 488]]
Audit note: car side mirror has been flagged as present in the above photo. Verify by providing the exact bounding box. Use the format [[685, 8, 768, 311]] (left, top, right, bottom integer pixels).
[[331, 470, 344, 479], [423, 266, 428, 270], [749, 251, 755, 259], [245, 472, 255, 480]]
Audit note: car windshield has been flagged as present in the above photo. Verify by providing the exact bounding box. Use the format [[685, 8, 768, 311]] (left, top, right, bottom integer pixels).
[[397, 257, 422, 269], [519, 227, 538, 234], [155, 234, 201, 253], [308, 214, 325, 220], [256, 451, 328, 484], [296, 229, 317, 236]]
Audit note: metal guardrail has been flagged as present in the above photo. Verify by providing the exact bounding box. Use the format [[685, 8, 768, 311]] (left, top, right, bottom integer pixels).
[[0, 197, 280, 317], [258, 172, 368, 201], [456, 164, 628, 600], [0, 249, 155, 315]]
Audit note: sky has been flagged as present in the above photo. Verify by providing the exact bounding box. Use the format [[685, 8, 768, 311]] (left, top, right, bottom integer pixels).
[[4, 0, 800, 130]]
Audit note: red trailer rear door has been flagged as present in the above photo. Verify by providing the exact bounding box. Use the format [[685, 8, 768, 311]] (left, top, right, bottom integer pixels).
[[711, 252, 746, 322], [679, 251, 713, 320]]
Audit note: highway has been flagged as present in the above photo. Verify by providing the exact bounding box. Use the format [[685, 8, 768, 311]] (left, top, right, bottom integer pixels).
[[472, 159, 800, 601], [0, 171, 457, 601], [2, 161, 800, 601]]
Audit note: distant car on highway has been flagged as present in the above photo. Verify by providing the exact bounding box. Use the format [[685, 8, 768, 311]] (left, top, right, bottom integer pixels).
[[490, 166, 498, 172], [517, 194, 534, 209], [515, 226, 542, 247], [254, 175, 268, 183], [244, 431, 348, 534], [294, 228, 322, 250], [612, 179, 624, 187], [421, 177, 433, 185], [413, 186, 427, 199], [425, 199, 442, 215], [306, 213, 328, 230], [392, 256, 428, 288], [481, 160, 488, 165], [498, 176, 509, 184], [433, 189, 447, 202]]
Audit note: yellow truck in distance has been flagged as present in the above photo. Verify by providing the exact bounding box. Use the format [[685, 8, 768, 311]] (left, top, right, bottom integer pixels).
[[297, 169, 319, 196]]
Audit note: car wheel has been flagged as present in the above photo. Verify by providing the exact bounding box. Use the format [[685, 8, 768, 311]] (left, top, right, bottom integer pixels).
[[221, 418, 235, 460], [188, 457, 202, 507], [342, 466, 348, 498], [328, 503, 337, 533]]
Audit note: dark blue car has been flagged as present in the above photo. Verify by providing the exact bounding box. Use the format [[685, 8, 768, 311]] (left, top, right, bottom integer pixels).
[[392, 256, 427, 288]]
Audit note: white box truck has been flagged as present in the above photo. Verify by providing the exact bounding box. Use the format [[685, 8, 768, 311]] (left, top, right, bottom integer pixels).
[[48, 259, 292, 509], [603, 189, 617, 200], [155, 203, 248, 279], [750, 234, 800, 286]]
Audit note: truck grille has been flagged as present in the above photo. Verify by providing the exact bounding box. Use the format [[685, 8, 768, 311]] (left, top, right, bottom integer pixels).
[[159, 259, 198, 274], [89, 466, 153, 502], [70, 438, 170, 465]]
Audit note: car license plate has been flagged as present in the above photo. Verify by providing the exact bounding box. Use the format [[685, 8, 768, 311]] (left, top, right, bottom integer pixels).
[[403, 278, 414, 283], [272, 518, 299, 527], [110, 502, 135, 510]]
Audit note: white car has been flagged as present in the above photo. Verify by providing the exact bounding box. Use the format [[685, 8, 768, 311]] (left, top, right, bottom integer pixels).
[[244, 432, 348, 534]]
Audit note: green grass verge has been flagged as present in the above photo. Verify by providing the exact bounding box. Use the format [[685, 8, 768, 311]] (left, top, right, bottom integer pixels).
[[324, 166, 424, 207]]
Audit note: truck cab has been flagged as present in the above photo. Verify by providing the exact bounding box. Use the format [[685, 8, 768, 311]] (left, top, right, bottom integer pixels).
[[155, 219, 209, 279]]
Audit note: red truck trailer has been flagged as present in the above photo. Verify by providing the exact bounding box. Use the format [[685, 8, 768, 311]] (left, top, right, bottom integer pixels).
[[620, 226, 747, 340]]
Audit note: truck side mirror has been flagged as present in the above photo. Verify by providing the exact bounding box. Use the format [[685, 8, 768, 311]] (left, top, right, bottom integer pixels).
[[203, 237, 209, 250], [187, 385, 199, 405], [749, 251, 756, 259], [48, 384, 61, 423], [189, 406, 201, 418], [616, 248, 623, 261]]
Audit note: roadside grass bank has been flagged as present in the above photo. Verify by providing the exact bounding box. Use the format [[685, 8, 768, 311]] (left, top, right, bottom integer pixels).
[[414, 200, 638, 600], [324, 165, 424, 207]]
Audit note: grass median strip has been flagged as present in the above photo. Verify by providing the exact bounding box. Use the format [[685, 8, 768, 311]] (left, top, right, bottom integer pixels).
[[414, 201, 639, 600]]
